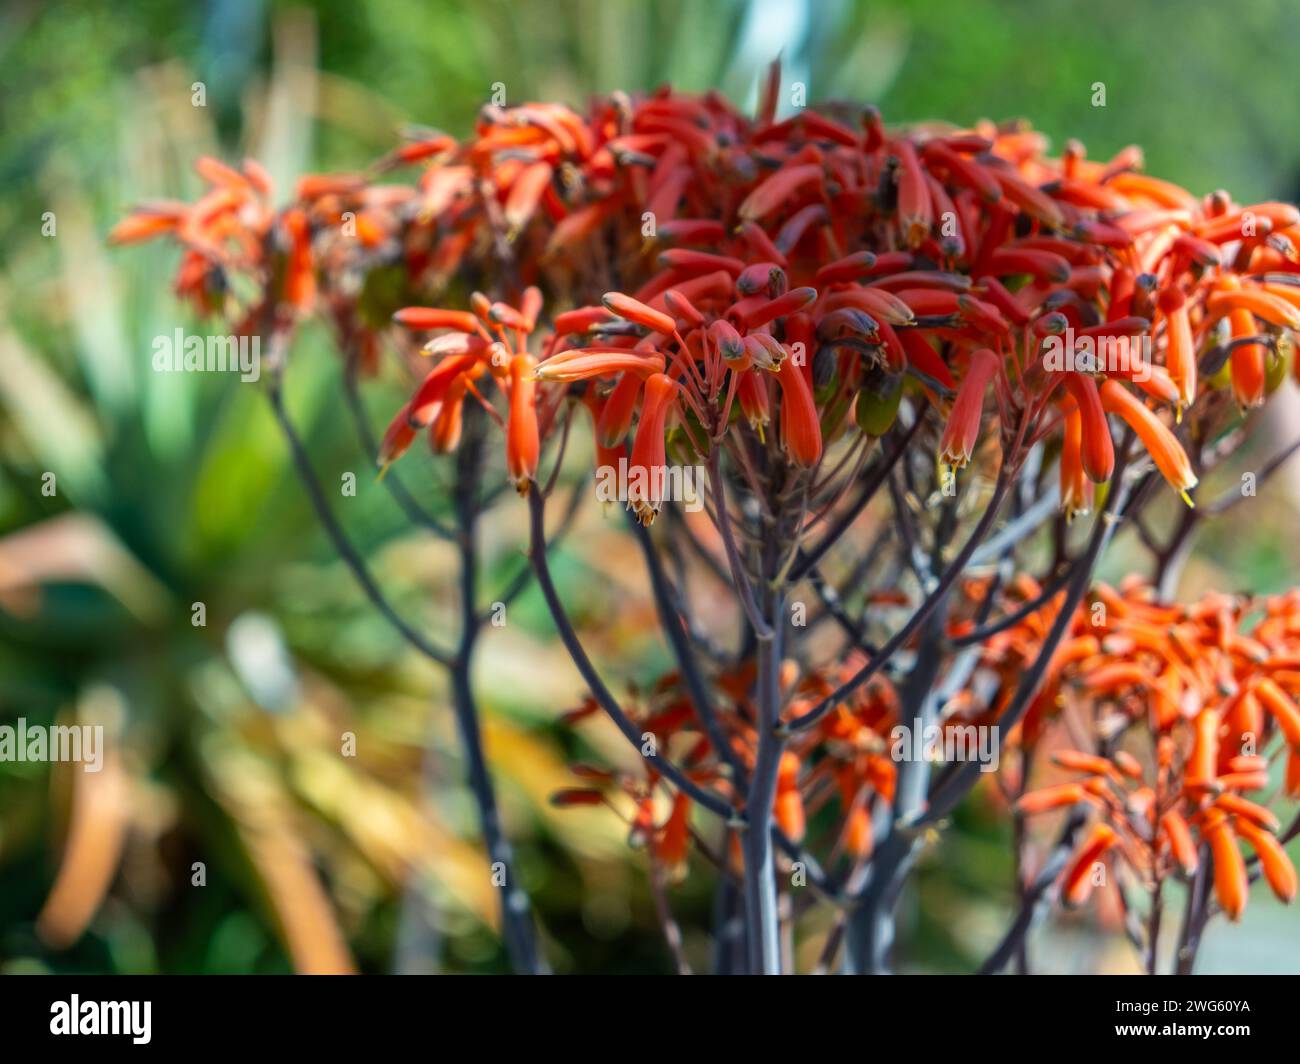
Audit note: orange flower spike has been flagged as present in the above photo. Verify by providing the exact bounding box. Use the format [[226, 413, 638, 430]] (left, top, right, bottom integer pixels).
[[596, 372, 643, 448], [1157, 287, 1197, 412], [737, 162, 824, 222], [1207, 286, 1300, 332], [1052, 751, 1121, 779], [533, 349, 666, 382], [657, 793, 692, 871], [1253, 677, 1300, 748], [921, 140, 1002, 204], [894, 140, 932, 249], [1061, 822, 1118, 907], [1061, 373, 1114, 483], [627, 372, 679, 525], [552, 305, 613, 340], [1202, 810, 1249, 920], [503, 160, 554, 239], [1160, 810, 1199, 876], [281, 207, 316, 313], [1215, 793, 1281, 834], [1060, 400, 1093, 517], [1234, 817, 1297, 904], [1015, 782, 1086, 815], [377, 403, 418, 469], [774, 357, 822, 467], [408, 353, 478, 426], [938, 347, 1000, 469], [393, 306, 483, 333], [773, 752, 806, 842], [506, 355, 540, 494], [1112, 750, 1143, 779], [1216, 276, 1268, 410], [737, 370, 770, 436], [663, 289, 705, 330], [108, 209, 183, 245], [429, 374, 468, 453], [841, 803, 873, 860], [1186, 709, 1221, 792], [1098, 379, 1197, 504], [602, 291, 677, 336], [195, 154, 256, 195], [519, 286, 543, 332], [738, 287, 819, 331], [1216, 770, 1270, 792], [992, 169, 1066, 229]]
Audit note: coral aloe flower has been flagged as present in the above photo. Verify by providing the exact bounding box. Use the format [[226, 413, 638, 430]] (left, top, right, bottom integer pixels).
[[1099, 379, 1197, 504], [939, 348, 1000, 468], [627, 373, 679, 525], [1059, 399, 1093, 518], [507, 355, 540, 493], [774, 357, 822, 467]]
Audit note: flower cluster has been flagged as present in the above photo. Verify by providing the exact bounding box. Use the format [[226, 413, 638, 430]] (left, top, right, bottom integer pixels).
[[982, 578, 1300, 920], [551, 657, 901, 879], [115, 86, 1300, 518]]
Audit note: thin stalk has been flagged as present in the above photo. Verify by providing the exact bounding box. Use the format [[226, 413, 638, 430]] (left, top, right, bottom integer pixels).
[[742, 572, 784, 974]]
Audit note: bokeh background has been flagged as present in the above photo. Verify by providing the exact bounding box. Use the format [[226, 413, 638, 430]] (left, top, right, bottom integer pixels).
[[2, 0, 1299, 974]]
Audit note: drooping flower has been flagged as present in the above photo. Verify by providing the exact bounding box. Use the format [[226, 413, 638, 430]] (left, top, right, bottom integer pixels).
[[507, 355, 540, 492], [938, 348, 1000, 468], [627, 372, 679, 525], [1099, 378, 1197, 504]]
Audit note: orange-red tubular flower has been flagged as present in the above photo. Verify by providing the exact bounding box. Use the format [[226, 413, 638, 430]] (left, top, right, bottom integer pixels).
[[1253, 677, 1300, 748], [738, 163, 823, 222], [774, 357, 822, 466], [773, 753, 805, 842], [1185, 708, 1220, 792], [1157, 287, 1197, 412], [506, 355, 540, 493], [1203, 810, 1248, 920], [408, 353, 478, 427], [602, 292, 676, 336], [1216, 277, 1268, 410], [378, 403, 418, 468], [1060, 400, 1093, 518], [281, 207, 316, 313], [657, 793, 692, 872], [737, 370, 770, 435], [533, 349, 666, 382], [1233, 816, 1298, 903], [1098, 379, 1197, 504], [1061, 822, 1118, 907], [1160, 810, 1199, 876], [597, 372, 643, 448], [938, 348, 1000, 468], [503, 161, 553, 238], [108, 209, 183, 245], [430, 373, 468, 453], [394, 307, 482, 332], [627, 372, 678, 525], [894, 141, 932, 249], [1016, 782, 1086, 815], [1061, 373, 1114, 483]]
